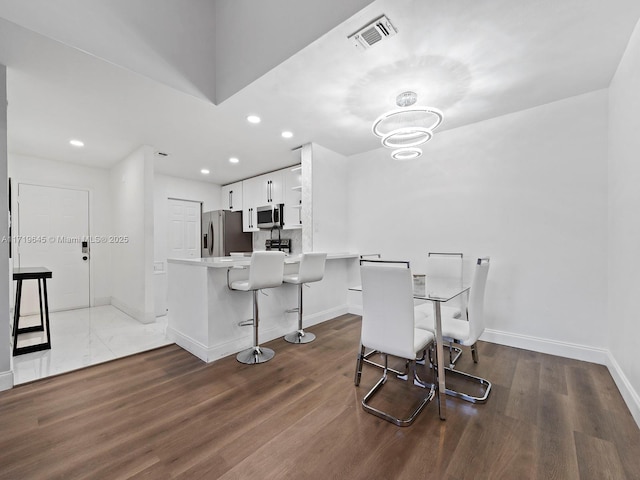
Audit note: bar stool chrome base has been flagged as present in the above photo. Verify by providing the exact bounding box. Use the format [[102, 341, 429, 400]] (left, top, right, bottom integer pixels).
[[236, 346, 275, 364], [284, 330, 316, 344]]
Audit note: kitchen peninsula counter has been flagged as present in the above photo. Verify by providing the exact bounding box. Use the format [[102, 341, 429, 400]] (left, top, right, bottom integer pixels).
[[167, 253, 358, 362]]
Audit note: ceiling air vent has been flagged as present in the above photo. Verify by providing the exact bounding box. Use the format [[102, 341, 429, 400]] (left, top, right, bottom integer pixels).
[[348, 15, 397, 50]]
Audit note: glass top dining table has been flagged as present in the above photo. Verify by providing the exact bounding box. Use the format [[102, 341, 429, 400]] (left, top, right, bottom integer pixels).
[[350, 275, 470, 420]]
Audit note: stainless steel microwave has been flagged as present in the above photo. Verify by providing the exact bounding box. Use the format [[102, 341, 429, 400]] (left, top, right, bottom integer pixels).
[[256, 204, 283, 229]]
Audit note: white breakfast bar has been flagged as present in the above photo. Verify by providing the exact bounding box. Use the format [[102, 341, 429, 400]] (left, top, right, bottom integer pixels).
[[167, 253, 359, 362]]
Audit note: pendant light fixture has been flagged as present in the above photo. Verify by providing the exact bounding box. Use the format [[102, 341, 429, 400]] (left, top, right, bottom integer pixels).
[[372, 91, 443, 160]]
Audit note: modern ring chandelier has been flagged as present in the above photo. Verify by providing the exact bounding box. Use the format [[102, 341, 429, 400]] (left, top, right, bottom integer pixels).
[[372, 91, 443, 160]]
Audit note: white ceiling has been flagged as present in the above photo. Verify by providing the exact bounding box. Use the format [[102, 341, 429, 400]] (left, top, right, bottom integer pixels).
[[0, 0, 639, 185]]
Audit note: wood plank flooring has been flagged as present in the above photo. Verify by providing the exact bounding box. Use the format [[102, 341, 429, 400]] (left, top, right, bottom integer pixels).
[[0, 314, 638, 479]]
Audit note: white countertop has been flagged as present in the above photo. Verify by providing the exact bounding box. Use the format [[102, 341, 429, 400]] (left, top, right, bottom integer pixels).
[[167, 252, 359, 268]]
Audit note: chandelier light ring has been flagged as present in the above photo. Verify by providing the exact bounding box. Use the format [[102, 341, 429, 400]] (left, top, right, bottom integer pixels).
[[391, 147, 423, 161], [381, 127, 433, 148], [372, 106, 444, 138]]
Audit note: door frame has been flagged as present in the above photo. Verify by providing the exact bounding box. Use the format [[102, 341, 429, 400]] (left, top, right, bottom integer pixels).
[[14, 181, 94, 309]]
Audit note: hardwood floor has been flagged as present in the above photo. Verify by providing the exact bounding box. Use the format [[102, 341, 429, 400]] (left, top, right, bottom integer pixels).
[[0, 314, 638, 479]]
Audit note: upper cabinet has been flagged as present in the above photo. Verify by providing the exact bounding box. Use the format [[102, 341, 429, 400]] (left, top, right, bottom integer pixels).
[[221, 181, 243, 211], [237, 161, 301, 232], [252, 171, 283, 206], [283, 165, 302, 229]]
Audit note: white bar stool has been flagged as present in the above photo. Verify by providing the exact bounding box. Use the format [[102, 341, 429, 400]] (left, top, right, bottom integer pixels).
[[283, 252, 327, 344], [228, 251, 285, 364]]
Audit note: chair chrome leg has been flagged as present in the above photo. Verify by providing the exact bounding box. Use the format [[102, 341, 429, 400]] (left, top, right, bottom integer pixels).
[[284, 284, 316, 344], [471, 342, 479, 363], [361, 356, 435, 427], [443, 367, 491, 403], [354, 344, 365, 386], [362, 349, 409, 377], [447, 341, 463, 368], [420, 345, 490, 404], [237, 290, 275, 365]]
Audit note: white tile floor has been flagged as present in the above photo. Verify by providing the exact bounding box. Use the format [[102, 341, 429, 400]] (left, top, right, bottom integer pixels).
[[11, 305, 172, 385]]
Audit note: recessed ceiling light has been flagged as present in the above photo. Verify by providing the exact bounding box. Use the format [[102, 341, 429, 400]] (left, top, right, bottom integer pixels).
[[69, 139, 84, 147], [247, 115, 261, 124], [229, 157, 239, 164], [201, 169, 210, 174], [281, 131, 293, 139]]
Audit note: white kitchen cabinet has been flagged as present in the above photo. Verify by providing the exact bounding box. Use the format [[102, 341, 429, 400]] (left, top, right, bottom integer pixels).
[[221, 181, 243, 211], [242, 206, 257, 232], [283, 165, 302, 229], [240, 166, 295, 232], [242, 177, 259, 232], [251, 171, 283, 206]]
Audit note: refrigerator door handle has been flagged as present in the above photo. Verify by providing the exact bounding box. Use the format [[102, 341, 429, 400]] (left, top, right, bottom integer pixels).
[[208, 221, 214, 256]]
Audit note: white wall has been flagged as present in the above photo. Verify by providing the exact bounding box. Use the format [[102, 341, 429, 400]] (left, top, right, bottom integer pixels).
[[8, 154, 113, 305], [110, 145, 155, 323], [347, 90, 609, 358], [0, 65, 11, 391], [213, 0, 374, 103], [311, 143, 349, 253], [153, 173, 221, 315], [608, 17, 640, 425], [0, 0, 218, 102]]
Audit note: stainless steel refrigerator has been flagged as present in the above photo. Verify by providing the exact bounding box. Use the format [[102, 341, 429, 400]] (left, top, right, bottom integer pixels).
[[201, 210, 252, 257]]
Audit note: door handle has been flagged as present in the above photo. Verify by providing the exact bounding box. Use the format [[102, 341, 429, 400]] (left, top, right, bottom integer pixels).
[[229, 191, 232, 209], [208, 221, 214, 255]]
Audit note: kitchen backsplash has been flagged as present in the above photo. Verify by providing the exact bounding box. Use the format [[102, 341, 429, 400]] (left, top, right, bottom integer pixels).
[[253, 228, 302, 253]]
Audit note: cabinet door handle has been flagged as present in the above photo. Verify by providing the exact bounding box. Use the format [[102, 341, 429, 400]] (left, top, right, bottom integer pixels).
[[229, 191, 233, 209]]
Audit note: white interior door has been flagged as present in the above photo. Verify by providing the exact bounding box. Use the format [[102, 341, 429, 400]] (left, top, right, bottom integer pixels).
[[168, 199, 201, 259], [17, 184, 90, 313]]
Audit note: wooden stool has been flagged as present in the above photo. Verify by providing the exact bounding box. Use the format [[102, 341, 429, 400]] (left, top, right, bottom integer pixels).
[[12, 267, 53, 356]]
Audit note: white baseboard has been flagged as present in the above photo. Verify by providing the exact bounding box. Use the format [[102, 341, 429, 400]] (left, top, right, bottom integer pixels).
[[166, 328, 209, 362], [606, 352, 640, 427], [0, 369, 14, 391], [111, 297, 155, 324], [480, 328, 609, 365], [168, 304, 350, 364], [92, 296, 111, 307], [301, 305, 350, 328], [348, 305, 362, 316]]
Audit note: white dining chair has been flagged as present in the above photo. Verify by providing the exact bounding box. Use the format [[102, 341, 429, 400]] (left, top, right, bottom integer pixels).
[[283, 252, 327, 344], [415, 257, 492, 403], [354, 260, 438, 426], [415, 252, 464, 319], [357, 256, 431, 377], [228, 251, 285, 364], [414, 252, 465, 366]]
